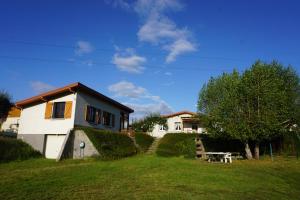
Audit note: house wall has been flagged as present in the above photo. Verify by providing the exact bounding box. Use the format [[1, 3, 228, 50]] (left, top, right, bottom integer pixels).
[[18, 93, 77, 152], [1, 117, 20, 132], [150, 113, 205, 138], [74, 91, 128, 132]]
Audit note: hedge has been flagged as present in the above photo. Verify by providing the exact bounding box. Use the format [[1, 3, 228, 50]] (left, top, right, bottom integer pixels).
[[0, 137, 41, 163], [76, 127, 137, 160], [156, 133, 198, 158], [135, 132, 154, 152], [156, 133, 245, 158]]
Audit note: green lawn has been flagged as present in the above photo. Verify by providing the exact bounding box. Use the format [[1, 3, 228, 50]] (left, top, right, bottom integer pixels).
[[0, 156, 299, 200]]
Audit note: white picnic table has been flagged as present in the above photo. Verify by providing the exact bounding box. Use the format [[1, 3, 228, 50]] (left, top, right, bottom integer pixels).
[[204, 152, 232, 163]]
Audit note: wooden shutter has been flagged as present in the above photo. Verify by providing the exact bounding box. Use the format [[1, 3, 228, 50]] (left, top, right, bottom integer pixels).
[[85, 105, 89, 121], [96, 109, 101, 124], [64, 101, 73, 119], [45, 102, 53, 119]]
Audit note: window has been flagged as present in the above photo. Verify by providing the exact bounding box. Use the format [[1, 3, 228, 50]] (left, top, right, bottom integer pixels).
[[112, 114, 115, 127], [159, 125, 166, 131], [53, 102, 65, 118], [192, 124, 198, 130], [86, 105, 101, 124], [175, 122, 181, 131], [103, 111, 112, 126]]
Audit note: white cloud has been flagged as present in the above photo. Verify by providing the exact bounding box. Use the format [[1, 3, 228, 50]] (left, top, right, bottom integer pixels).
[[126, 101, 173, 120], [105, 0, 131, 10], [108, 81, 147, 98], [135, 0, 196, 63], [108, 81, 173, 119], [75, 41, 94, 55], [112, 48, 146, 73], [165, 38, 196, 63], [164, 71, 172, 76], [30, 81, 55, 94]]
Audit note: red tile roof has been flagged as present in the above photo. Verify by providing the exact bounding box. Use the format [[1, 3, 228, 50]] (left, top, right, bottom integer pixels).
[[15, 82, 134, 113], [162, 111, 197, 118]]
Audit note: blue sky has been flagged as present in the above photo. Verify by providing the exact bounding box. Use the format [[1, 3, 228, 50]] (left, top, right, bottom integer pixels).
[[0, 0, 300, 119]]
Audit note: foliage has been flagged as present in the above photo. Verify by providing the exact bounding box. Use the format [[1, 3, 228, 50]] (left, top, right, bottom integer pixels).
[[135, 132, 155, 152], [198, 61, 300, 158], [76, 126, 137, 160], [0, 91, 12, 121], [156, 133, 245, 158], [132, 113, 167, 133], [0, 137, 41, 162], [156, 133, 198, 158]]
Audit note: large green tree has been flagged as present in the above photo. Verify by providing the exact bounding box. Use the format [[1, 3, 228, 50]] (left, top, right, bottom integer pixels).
[[198, 61, 300, 159]]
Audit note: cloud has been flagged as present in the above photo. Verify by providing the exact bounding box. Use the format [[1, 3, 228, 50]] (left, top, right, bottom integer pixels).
[[30, 81, 55, 94], [135, 0, 196, 63], [108, 81, 173, 119], [75, 41, 94, 55], [164, 71, 172, 76], [112, 48, 146, 73], [165, 38, 196, 63], [105, 0, 131, 10], [108, 81, 147, 98], [126, 101, 173, 119]]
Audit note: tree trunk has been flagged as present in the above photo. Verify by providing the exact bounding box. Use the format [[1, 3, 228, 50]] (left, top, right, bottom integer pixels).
[[254, 142, 260, 159], [245, 142, 253, 159]]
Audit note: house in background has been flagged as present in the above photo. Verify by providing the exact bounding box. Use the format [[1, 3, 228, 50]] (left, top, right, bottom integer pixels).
[[12, 82, 133, 159], [0, 106, 21, 133], [150, 111, 206, 138]]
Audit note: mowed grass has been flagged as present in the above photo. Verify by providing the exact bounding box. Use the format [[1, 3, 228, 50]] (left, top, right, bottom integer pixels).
[[0, 156, 299, 200]]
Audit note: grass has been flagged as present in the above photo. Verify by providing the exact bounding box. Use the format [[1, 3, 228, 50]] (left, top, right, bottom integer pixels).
[[0, 156, 299, 200]]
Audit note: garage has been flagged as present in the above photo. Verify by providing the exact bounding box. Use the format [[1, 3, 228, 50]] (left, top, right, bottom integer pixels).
[[45, 135, 66, 159]]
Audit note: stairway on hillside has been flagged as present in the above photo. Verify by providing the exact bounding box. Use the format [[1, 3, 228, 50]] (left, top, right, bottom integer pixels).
[[146, 138, 161, 155]]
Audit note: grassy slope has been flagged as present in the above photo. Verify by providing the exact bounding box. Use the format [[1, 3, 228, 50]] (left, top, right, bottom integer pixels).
[[0, 156, 299, 200]]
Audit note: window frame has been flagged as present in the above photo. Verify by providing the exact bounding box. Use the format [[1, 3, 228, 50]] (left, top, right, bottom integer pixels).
[[86, 105, 101, 125], [52, 102, 66, 119], [175, 122, 181, 131]]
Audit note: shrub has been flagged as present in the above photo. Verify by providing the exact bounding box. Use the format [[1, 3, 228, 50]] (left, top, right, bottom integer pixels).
[[135, 132, 154, 152], [157, 133, 245, 158], [76, 127, 137, 160], [0, 137, 41, 163], [156, 133, 198, 158]]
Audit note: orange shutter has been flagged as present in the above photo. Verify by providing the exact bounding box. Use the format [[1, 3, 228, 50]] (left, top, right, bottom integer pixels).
[[45, 102, 53, 119], [85, 105, 88, 121], [64, 101, 73, 119]]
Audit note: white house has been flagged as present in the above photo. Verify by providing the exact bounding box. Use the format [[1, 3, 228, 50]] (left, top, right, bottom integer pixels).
[[150, 111, 206, 138], [0, 106, 21, 133], [13, 82, 133, 159]]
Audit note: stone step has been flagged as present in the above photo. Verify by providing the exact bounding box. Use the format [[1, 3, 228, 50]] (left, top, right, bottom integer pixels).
[[146, 138, 161, 155]]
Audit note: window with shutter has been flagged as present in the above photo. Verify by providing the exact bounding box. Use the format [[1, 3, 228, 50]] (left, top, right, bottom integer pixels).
[[53, 102, 66, 118]]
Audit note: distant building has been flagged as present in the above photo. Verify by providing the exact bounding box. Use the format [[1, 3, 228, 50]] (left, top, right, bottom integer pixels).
[[150, 111, 206, 138], [0, 106, 21, 133]]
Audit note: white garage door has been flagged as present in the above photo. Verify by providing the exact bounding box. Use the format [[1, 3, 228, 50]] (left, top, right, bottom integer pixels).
[[45, 135, 66, 159]]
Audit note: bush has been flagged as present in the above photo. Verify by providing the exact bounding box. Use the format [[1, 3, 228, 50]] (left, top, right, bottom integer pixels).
[[0, 137, 41, 163], [76, 127, 137, 160], [157, 133, 245, 158], [156, 133, 198, 158], [135, 132, 154, 152]]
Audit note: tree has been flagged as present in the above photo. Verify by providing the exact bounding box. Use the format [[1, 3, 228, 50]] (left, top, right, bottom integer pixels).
[[132, 113, 168, 133], [0, 91, 13, 123], [198, 61, 300, 159]]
